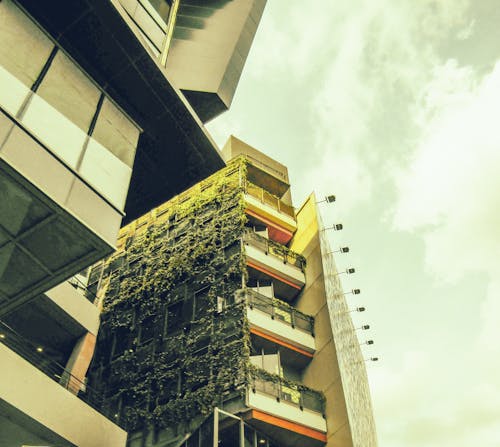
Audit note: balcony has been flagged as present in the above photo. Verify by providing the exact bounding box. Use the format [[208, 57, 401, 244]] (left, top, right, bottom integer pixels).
[[243, 231, 306, 300], [239, 289, 316, 360], [0, 321, 126, 447], [244, 181, 297, 244], [246, 369, 327, 446]]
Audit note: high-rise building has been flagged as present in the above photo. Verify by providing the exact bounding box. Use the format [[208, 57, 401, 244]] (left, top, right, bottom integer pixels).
[[0, 1, 266, 446], [87, 136, 378, 447]]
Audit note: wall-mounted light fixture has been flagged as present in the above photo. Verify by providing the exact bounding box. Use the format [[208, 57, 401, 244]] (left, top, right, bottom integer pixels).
[[328, 247, 350, 254], [323, 223, 343, 231], [343, 306, 365, 313], [317, 195, 336, 204], [344, 288, 361, 295], [356, 324, 370, 331], [360, 340, 374, 346], [365, 357, 379, 362]]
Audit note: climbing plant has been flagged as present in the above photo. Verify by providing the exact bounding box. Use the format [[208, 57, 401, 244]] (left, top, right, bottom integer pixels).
[[87, 157, 323, 434]]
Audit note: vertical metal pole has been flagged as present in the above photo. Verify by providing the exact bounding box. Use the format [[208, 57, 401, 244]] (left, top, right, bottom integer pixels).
[[240, 419, 245, 447], [160, 0, 180, 67], [213, 407, 219, 447]]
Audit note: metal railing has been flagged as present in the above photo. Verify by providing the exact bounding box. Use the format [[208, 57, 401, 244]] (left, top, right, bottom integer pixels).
[[0, 320, 123, 428], [243, 230, 306, 272], [238, 289, 314, 336], [68, 275, 98, 305], [244, 181, 295, 219], [250, 369, 325, 414]]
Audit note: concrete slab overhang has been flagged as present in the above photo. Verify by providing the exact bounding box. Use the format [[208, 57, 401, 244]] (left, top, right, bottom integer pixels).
[[246, 394, 327, 445], [0, 158, 115, 316], [0, 343, 127, 447], [17, 0, 226, 224], [247, 307, 316, 356], [245, 244, 306, 290]]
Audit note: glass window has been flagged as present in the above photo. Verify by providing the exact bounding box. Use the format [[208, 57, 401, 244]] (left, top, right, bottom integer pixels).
[[21, 94, 87, 168], [194, 286, 210, 318], [167, 301, 183, 334], [92, 98, 140, 168], [140, 316, 155, 343], [79, 137, 132, 209], [182, 296, 194, 322], [148, 0, 171, 23], [112, 327, 132, 358], [0, 0, 54, 87], [37, 51, 100, 132], [0, 65, 32, 116]]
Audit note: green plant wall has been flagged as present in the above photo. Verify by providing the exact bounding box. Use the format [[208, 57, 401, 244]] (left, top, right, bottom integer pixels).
[[89, 160, 251, 431]]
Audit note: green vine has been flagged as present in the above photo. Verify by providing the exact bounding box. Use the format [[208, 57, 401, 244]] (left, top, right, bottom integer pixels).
[[88, 157, 324, 434]]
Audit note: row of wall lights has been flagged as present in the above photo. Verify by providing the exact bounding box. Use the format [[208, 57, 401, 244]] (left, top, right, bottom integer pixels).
[[319, 194, 378, 363]]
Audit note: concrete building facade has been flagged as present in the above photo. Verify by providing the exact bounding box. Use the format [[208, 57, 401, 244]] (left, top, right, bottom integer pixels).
[[86, 137, 378, 447], [0, 1, 266, 446]]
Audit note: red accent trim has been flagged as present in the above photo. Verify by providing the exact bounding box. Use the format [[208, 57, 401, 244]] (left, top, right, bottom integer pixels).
[[251, 409, 327, 442], [246, 261, 302, 290], [250, 328, 314, 358], [245, 209, 294, 244]]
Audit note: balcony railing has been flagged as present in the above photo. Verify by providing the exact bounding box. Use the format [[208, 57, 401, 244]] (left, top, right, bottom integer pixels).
[[238, 289, 314, 336], [243, 231, 306, 272], [244, 181, 295, 219], [249, 368, 325, 414], [68, 275, 98, 305], [0, 320, 123, 428]]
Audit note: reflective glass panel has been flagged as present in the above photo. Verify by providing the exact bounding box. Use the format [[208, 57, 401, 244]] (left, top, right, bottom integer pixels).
[[0, 0, 53, 87], [21, 94, 87, 168], [92, 98, 139, 168], [79, 137, 132, 209], [37, 51, 100, 133]]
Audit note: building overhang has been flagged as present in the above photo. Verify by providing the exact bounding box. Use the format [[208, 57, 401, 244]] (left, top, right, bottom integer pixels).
[[245, 406, 326, 447], [17, 0, 226, 224]]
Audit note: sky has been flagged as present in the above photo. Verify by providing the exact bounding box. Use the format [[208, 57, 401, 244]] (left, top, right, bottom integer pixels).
[[207, 1, 500, 446]]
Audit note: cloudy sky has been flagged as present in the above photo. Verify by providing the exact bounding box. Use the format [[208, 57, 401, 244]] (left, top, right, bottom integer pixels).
[[207, 1, 500, 445]]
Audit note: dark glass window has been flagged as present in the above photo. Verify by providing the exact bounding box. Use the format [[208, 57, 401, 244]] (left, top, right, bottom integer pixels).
[[139, 316, 155, 344], [112, 327, 132, 358], [166, 301, 182, 334]]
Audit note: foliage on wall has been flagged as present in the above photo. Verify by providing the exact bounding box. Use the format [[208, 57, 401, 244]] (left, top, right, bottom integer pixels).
[[88, 157, 323, 433]]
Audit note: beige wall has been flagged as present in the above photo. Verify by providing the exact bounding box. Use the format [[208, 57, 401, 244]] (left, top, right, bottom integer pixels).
[[291, 194, 378, 447], [290, 193, 354, 447]]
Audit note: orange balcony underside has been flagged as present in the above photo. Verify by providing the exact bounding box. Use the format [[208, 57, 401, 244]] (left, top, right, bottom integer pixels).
[[246, 261, 302, 290], [250, 328, 313, 358], [245, 209, 294, 244], [250, 409, 327, 443]]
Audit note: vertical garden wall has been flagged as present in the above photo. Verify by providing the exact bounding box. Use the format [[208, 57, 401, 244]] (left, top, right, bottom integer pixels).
[[87, 160, 251, 433]]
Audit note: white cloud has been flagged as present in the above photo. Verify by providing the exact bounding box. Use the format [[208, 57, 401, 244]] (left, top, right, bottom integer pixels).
[[391, 59, 500, 446], [393, 61, 500, 281]]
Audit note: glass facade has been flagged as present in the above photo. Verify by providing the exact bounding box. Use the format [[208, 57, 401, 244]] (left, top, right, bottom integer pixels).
[[0, 0, 141, 210]]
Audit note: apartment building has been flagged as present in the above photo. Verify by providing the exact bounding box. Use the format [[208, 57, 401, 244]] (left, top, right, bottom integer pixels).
[[86, 136, 378, 447], [0, 2, 266, 446]]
